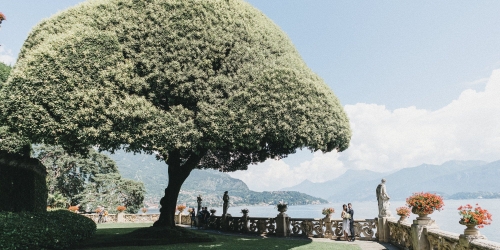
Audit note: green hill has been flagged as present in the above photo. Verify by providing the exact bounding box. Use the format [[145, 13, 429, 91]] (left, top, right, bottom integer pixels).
[[105, 151, 328, 207]]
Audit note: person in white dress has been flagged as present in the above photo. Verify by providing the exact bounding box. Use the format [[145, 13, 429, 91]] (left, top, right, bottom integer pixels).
[[341, 204, 350, 241]]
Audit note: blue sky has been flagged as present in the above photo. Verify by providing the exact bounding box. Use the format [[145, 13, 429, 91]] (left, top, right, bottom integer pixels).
[[1, 1, 500, 191]]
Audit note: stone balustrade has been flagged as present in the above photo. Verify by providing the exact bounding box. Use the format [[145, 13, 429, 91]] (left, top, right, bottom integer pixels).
[[387, 218, 413, 249], [206, 215, 377, 240], [82, 213, 165, 224], [387, 217, 500, 250], [81, 211, 500, 250], [83, 212, 377, 240]]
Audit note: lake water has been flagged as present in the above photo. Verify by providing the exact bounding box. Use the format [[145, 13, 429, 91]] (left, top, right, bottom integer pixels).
[[146, 199, 500, 242]]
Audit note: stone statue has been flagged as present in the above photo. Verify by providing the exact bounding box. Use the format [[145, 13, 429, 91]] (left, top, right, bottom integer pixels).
[[197, 195, 202, 214], [376, 179, 391, 217], [222, 191, 229, 216]]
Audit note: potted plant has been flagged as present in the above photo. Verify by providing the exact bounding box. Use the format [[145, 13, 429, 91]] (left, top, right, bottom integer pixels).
[[321, 207, 335, 218], [176, 204, 187, 214], [276, 201, 288, 213], [406, 192, 444, 219], [241, 208, 249, 217], [458, 204, 492, 236], [141, 207, 148, 214], [68, 206, 79, 213], [116, 206, 126, 213], [396, 206, 411, 222], [0, 12, 6, 25], [209, 208, 216, 216]]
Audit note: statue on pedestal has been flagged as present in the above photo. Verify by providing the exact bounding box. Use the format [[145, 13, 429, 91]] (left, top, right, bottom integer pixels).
[[222, 191, 229, 216], [197, 195, 202, 214], [376, 179, 391, 217]]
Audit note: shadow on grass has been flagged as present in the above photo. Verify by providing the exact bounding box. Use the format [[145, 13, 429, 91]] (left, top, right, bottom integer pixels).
[[74, 226, 215, 249], [74, 224, 361, 249]]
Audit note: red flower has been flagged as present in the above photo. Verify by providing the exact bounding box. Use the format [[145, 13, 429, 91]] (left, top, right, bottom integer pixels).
[[458, 203, 492, 228], [406, 192, 444, 215]]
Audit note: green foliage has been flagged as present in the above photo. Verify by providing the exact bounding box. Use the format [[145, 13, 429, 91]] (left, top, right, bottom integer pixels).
[[77, 172, 146, 214], [0, 210, 96, 250], [0, 0, 350, 170], [35, 145, 145, 213], [0, 62, 10, 87], [47, 192, 67, 209], [0, 62, 30, 155], [35, 145, 119, 206], [0, 151, 47, 212]]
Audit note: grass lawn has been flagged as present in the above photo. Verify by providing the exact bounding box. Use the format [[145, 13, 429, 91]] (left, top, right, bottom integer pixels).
[[74, 223, 361, 250]]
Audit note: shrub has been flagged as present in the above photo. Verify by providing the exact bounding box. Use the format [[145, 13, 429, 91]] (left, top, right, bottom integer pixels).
[[0, 210, 96, 250]]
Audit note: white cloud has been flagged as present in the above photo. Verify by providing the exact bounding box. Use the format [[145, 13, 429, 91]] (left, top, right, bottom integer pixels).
[[228, 151, 345, 192], [342, 69, 500, 173], [230, 69, 500, 191], [0, 46, 16, 65]]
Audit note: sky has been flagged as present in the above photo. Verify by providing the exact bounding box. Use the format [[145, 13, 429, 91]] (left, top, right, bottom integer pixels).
[[1, 1, 500, 191]]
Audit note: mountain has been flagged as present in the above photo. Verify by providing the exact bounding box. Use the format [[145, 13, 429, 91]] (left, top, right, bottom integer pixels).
[[280, 169, 385, 201], [281, 160, 491, 202], [105, 150, 328, 207]]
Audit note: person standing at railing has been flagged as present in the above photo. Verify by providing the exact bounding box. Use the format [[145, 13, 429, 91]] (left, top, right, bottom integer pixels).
[[348, 203, 355, 242], [341, 204, 351, 241]]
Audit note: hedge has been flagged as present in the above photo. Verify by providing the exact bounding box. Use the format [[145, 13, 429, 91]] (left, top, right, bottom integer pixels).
[[0, 210, 96, 250]]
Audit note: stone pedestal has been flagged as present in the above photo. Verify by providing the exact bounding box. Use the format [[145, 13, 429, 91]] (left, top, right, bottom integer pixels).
[[276, 212, 289, 237], [221, 214, 231, 231], [322, 216, 333, 238], [398, 215, 407, 223], [178, 213, 183, 224], [117, 212, 125, 223], [458, 223, 486, 246], [410, 216, 438, 250], [378, 216, 394, 242]]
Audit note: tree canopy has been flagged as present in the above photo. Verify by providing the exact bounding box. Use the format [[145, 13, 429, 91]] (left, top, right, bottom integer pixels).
[[0, 62, 10, 87], [0, 0, 351, 226]]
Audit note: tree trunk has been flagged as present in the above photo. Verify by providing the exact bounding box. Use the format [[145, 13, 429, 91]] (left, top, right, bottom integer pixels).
[[153, 150, 204, 227]]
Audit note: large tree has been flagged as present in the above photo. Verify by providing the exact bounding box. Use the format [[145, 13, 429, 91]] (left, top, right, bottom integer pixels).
[[0, 0, 351, 227]]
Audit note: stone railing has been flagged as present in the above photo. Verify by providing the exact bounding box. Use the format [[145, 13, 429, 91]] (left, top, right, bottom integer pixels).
[[83, 213, 118, 223], [386, 217, 500, 250], [82, 213, 185, 224], [206, 215, 377, 240], [387, 218, 413, 249], [426, 228, 500, 250]]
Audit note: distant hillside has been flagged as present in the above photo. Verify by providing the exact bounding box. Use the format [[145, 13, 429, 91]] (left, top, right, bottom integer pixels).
[[280, 169, 385, 201], [105, 150, 328, 207], [281, 160, 492, 202]]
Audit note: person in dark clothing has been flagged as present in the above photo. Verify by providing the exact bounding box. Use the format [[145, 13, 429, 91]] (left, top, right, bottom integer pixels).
[[202, 207, 210, 224], [190, 208, 196, 227], [348, 203, 355, 241], [197, 207, 204, 229]]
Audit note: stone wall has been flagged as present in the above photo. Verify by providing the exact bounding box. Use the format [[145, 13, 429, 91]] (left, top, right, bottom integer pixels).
[[0, 151, 47, 212]]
